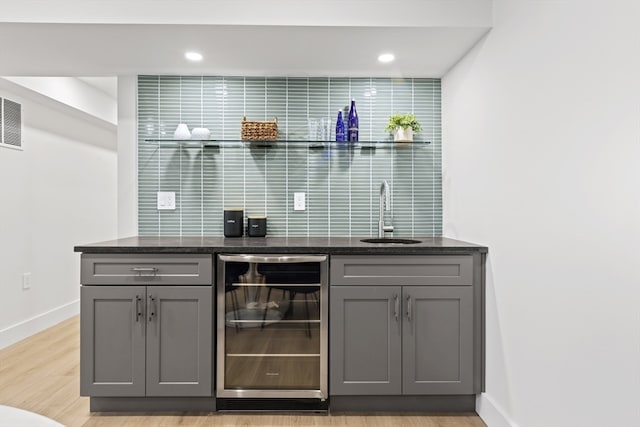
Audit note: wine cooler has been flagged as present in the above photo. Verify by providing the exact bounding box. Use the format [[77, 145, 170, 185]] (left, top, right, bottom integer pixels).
[[216, 254, 328, 400]]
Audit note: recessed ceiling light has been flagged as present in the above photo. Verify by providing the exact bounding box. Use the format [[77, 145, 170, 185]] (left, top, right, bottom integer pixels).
[[378, 53, 395, 63], [185, 51, 203, 61]]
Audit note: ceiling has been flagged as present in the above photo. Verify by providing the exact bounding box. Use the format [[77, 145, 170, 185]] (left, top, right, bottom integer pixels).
[[0, 23, 488, 78], [0, 0, 492, 79]]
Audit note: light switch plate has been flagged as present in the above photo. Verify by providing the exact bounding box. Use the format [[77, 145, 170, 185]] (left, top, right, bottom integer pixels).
[[157, 191, 176, 210], [294, 192, 306, 211]]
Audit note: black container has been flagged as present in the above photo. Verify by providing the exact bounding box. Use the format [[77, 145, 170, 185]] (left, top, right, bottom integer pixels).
[[224, 209, 244, 237], [247, 216, 267, 237]]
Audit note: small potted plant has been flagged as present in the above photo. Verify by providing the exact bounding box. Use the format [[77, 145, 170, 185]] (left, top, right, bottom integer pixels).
[[385, 113, 422, 142]]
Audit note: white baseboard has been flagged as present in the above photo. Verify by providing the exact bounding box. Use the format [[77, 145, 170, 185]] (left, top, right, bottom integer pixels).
[[477, 393, 518, 427], [0, 300, 79, 350]]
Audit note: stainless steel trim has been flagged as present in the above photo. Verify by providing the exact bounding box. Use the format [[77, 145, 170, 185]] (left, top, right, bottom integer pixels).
[[228, 319, 321, 324], [216, 259, 226, 398], [216, 253, 328, 400], [227, 353, 321, 357], [230, 282, 321, 288], [219, 254, 327, 263], [216, 389, 326, 399]]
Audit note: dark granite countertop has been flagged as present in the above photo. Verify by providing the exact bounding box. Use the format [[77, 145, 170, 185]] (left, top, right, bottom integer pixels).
[[74, 236, 487, 255]]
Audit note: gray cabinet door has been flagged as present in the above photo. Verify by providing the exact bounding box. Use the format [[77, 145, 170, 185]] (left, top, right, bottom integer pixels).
[[145, 286, 212, 396], [402, 286, 473, 394], [80, 286, 146, 396], [330, 286, 402, 395]]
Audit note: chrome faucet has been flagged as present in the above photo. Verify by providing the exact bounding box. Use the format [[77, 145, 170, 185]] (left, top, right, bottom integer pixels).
[[378, 180, 394, 238]]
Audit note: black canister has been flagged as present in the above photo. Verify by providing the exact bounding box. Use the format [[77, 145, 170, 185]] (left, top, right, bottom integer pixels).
[[224, 208, 244, 237], [247, 216, 267, 237]]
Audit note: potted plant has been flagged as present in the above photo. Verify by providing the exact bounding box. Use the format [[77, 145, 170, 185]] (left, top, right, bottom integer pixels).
[[385, 113, 422, 142]]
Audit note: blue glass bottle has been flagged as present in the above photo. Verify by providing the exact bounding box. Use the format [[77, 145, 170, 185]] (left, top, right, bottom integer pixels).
[[347, 99, 359, 142], [335, 110, 346, 142]]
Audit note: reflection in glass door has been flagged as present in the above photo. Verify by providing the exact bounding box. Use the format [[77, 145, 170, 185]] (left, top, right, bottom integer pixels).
[[217, 254, 328, 399]]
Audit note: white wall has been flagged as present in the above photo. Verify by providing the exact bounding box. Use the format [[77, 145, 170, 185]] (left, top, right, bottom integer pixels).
[[442, 1, 640, 427], [117, 75, 137, 238], [0, 78, 117, 348]]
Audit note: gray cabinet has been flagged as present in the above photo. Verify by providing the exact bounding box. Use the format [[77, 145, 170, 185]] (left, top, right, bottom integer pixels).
[[330, 255, 477, 396], [402, 286, 473, 395], [81, 285, 212, 397], [80, 286, 146, 396], [81, 254, 213, 286], [330, 286, 402, 395], [146, 286, 212, 396]]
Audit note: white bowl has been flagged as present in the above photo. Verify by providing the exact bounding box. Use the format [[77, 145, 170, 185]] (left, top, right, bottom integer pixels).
[[191, 127, 211, 140]]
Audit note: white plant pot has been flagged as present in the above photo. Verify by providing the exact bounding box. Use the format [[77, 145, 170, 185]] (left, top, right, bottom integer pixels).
[[393, 127, 414, 142]]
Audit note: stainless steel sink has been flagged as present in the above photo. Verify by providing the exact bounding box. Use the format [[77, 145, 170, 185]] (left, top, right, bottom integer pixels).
[[360, 238, 421, 244]]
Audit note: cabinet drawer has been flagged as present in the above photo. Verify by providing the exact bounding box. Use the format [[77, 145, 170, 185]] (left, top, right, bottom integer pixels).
[[81, 254, 213, 285], [330, 255, 472, 286]]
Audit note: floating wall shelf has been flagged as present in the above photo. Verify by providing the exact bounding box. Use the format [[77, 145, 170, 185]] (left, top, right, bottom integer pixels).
[[143, 139, 431, 150]]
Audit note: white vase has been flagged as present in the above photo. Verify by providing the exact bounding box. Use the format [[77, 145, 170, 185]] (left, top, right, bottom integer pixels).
[[393, 127, 413, 142], [173, 123, 191, 140], [191, 127, 211, 140]]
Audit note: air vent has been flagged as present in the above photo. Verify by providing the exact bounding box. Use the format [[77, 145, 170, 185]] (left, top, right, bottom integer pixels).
[[2, 98, 22, 148]]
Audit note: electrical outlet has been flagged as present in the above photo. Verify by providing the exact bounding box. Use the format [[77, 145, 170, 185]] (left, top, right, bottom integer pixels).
[[294, 192, 306, 211], [22, 272, 32, 290], [157, 191, 176, 210]]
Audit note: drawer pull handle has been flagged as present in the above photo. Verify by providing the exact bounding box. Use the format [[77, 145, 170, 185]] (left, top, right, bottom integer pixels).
[[131, 267, 158, 276], [394, 295, 399, 321], [407, 295, 412, 322]]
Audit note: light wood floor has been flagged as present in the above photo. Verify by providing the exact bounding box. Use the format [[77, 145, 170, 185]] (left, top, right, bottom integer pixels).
[[0, 316, 487, 427]]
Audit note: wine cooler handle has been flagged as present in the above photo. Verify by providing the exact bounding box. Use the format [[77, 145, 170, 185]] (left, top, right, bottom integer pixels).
[[219, 254, 327, 263], [407, 295, 412, 322]]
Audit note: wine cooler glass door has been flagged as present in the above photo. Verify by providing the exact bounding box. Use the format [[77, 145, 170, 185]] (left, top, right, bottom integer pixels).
[[217, 254, 328, 399]]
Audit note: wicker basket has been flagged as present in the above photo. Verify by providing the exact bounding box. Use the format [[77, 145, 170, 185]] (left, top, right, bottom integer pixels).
[[241, 116, 278, 141]]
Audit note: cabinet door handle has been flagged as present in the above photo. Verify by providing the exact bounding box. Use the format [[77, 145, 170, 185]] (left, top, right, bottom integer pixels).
[[148, 295, 156, 322], [394, 294, 399, 321], [135, 295, 143, 322], [407, 295, 412, 322]]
